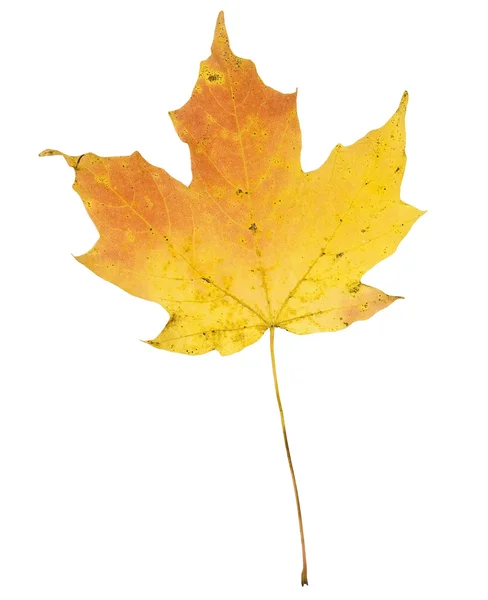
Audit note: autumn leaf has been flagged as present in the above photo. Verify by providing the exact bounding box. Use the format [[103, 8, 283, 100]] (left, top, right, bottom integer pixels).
[[41, 11, 423, 586]]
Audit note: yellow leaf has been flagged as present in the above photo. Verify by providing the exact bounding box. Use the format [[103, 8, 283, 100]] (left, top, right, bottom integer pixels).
[[41, 14, 422, 356], [41, 11, 423, 585]]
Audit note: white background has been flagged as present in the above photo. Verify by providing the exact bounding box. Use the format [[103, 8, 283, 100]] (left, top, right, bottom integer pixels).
[[1, 0, 487, 598]]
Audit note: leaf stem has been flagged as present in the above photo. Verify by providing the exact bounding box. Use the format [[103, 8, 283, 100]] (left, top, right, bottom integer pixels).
[[269, 326, 308, 586]]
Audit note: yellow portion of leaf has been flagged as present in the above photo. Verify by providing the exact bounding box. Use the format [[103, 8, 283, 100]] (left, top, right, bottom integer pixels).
[[41, 12, 423, 355]]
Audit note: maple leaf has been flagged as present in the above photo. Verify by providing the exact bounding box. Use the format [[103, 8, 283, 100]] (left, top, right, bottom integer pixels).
[[41, 11, 423, 586]]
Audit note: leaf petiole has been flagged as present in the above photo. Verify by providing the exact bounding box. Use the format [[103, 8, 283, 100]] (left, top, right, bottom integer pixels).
[[269, 327, 308, 586]]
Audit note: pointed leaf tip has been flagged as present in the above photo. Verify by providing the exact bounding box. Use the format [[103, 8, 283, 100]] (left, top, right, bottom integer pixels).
[[39, 149, 81, 168], [211, 10, 231, 56], [39, 149, 63, 157], [398, 91, 409, 112]]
